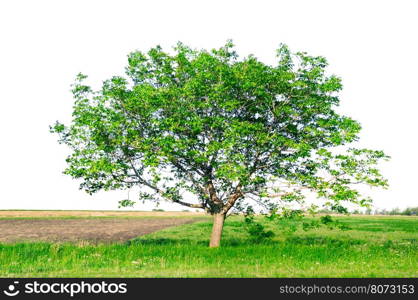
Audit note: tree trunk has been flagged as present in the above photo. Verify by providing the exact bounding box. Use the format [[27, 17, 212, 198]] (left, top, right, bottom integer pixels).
[[209, 212, 225, 247]]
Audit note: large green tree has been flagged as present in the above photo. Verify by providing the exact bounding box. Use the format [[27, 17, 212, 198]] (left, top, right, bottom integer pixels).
[[51, 41, 388, 247]]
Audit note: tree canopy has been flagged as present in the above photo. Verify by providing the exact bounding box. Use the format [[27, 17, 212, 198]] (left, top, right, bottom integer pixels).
[[51, 41, 389, 246]]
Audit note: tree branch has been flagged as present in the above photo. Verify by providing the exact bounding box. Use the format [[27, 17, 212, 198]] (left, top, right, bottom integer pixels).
[[128, 160, 204, 209], [222, 184, 243, 214]]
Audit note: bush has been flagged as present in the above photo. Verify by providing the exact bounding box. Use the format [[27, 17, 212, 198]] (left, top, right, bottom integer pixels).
[[243, 208, 274, 242], [374, 207, 418, 216], [402, 207, 418, 216]]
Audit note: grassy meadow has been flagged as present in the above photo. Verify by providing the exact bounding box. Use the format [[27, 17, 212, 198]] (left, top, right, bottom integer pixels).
[[0, 214, 417, 277]]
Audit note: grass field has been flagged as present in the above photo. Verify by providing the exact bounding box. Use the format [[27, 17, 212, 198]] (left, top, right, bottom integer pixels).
[[0, 213, 416, 277]]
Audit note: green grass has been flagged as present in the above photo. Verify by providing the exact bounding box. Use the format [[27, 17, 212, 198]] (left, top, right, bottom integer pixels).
[[0, 215, 416, 277]]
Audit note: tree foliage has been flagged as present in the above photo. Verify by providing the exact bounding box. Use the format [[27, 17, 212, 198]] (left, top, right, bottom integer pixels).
[[51, 41, 389, 217]]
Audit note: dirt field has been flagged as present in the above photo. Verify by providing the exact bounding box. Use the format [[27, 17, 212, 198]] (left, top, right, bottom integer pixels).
[[0, 210, 205, 218], [0, 216, 206, 243]]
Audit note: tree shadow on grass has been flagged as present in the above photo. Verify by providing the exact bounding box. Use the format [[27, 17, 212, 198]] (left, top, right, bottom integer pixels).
[[126, 235, 370, 247], [126, 238, 195, 246]]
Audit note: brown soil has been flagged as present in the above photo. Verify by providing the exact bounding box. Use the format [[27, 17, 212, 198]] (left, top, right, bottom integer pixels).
[[0, 217, 205, 243], [0, 210, 205, 218]]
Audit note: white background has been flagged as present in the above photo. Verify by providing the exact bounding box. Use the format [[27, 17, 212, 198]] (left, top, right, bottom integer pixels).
[[0, 0, 417, 211]]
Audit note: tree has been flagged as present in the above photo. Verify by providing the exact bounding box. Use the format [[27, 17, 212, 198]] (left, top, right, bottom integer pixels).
[[51, 41, 389, 247]]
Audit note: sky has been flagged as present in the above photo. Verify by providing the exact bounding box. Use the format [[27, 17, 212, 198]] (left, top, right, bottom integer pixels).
[[0, 0, 417, 211]]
